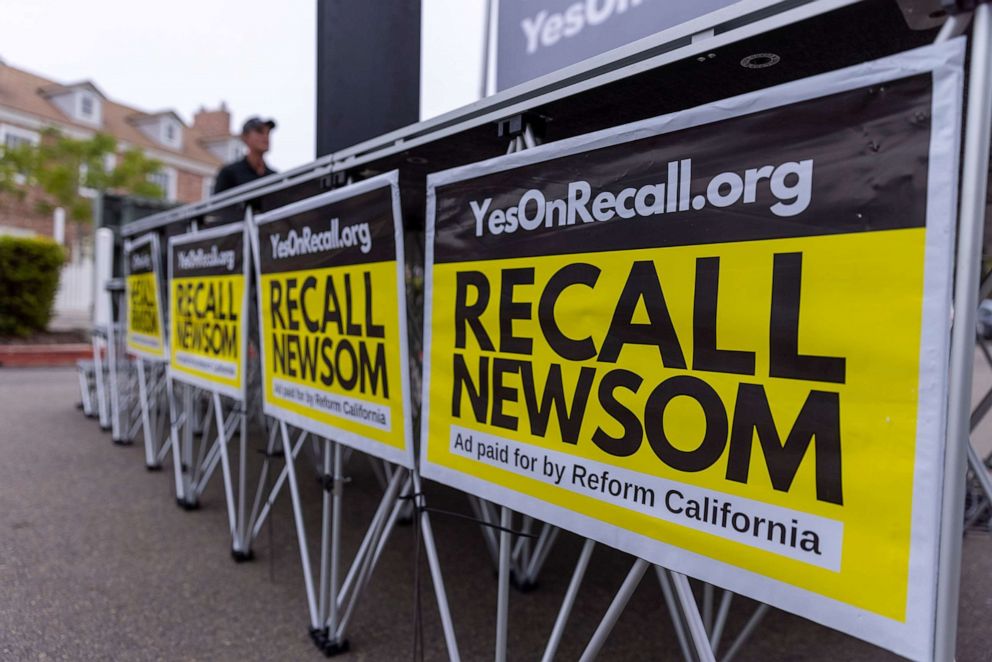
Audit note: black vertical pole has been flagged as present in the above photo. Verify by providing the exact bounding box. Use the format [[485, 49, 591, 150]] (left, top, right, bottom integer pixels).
[[316, 0, 422, 156]]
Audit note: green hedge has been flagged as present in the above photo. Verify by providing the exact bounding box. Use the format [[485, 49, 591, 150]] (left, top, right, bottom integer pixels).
[[0, 235, 66, 337]]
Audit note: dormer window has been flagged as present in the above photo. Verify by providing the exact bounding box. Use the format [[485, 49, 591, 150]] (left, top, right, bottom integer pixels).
[[162, 120, 181, 148], [80, 94, 94, 118], [74, 91, 101, 125], [40, 82, 104, 126]]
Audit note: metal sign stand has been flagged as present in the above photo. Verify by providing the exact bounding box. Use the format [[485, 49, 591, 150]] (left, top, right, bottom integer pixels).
[[167, 381, 222, 509], [243, 193, 461, 658], [106, 279, 135, 445], [935, 6, 992, 661], [273, 420, 460, 657], [136, 358, 172, 470], [91, 326, 112, 431]]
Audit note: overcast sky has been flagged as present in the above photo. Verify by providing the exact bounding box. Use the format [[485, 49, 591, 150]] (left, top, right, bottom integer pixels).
[[0, 0, 486, 171]]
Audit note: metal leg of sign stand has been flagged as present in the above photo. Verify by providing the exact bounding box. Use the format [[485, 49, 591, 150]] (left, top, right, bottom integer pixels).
[[410, 469, 461, 661], [333, 469, 405, 624], [702, 584, 714, 634], [709, 589, 735, 653], [331, 471, 411, 646], [154, 376, 172, 467], [276, 419, 381, 654], [78, 357, 95, 417], [967, 439, 992, 513], [495, 506, 512, 662], [936, 5, 992, 661], [277, 428, 460, 658], [137, 359, 168, 470], [577, 558, 650, 662], [719, 603, 770, 662], [136, 359, 151, 464], [657, 566, 694, 662], [670, 572, 718, 662], [541, 538, 596, 662], [107, 318, 129, 445], [124, 359, 144, 444], [566, 559, 729, 662], [279, 419, 322, 631], [212, 391, 254, 559], [247, 423, 310, 546], [93, 332, 111, 431], [167, 382, 228, 509], [368, 454, 389, 491], [965, 331, 992, 524], [319, 440, 342, 636], [521, 523, 559, 587]]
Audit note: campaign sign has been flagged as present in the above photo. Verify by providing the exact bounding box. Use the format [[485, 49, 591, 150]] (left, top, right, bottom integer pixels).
[[125, 232, 167, 361], [422, 42, 964, 659], [254, 172, 414, 469], [495, 0, 740, 91], [167, 223, 249, 400]]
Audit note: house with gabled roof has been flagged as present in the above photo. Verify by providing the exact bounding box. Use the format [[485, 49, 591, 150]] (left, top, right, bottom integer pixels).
[[0, 56, 245, 239]]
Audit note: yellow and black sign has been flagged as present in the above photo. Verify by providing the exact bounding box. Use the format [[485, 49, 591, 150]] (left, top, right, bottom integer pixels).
[[168, 223, 248, 399], [125, 233, 167, 361], [254, 173, 414, 468], [421, 44, 964, 660]]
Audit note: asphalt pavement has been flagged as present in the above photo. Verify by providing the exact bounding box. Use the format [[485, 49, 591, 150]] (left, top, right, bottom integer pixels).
[[1, 367, 990, 661]]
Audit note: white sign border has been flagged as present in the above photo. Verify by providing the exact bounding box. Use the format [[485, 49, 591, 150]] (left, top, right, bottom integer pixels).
[[124, 231, 168, 362], [166, 221, 250, 401], [421, 40, 965, 661], [252, 171, 415, 470]]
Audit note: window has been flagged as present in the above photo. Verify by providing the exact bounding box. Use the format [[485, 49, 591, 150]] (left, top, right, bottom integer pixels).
[[74, 92, 102, 125], [148, 167, 177, 201], [160, 119, 182, 149], [5, 132, 32, 150], [201, 176, 215, 200], [0, 125, 39, 184], [0, 125, 40, 151]]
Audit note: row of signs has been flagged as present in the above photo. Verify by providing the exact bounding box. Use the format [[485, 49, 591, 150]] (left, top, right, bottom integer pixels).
[[125, 43, 964, 661]]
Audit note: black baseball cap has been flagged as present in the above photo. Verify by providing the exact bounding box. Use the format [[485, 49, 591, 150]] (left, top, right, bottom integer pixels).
[[242, 116, 276, 134]]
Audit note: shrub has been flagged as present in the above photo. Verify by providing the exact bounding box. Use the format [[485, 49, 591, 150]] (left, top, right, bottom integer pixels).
[[0, 235, 66, 337]]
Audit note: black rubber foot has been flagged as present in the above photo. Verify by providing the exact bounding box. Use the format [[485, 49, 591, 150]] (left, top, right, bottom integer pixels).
[[146, 464, 163, 472], [100, 425, 111, 431], [511, 573, 539, 593], [85, 413, 96, 419], [323, 638, 350, 657], [112, 438, 133, 446], [176, 497, 200, 511], [309, 628, 350, 657], [231, 548, 254, 563]]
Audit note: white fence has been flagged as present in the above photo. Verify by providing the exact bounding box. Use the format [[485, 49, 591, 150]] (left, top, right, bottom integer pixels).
[[52, 250, 93, 328]]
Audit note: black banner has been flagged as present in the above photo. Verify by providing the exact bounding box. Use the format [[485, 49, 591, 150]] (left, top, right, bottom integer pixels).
[[170, 231, 244, 278], [433, 74, 932, 263], [128, 241, 155, 275], [257, 186, 396, 274]]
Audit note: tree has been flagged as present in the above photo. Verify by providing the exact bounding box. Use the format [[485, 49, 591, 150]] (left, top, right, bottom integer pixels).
[[0, 128, 165, 226]]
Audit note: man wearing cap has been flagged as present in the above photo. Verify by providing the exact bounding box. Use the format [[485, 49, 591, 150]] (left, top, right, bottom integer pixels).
[[213, 116, 277, 194]]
